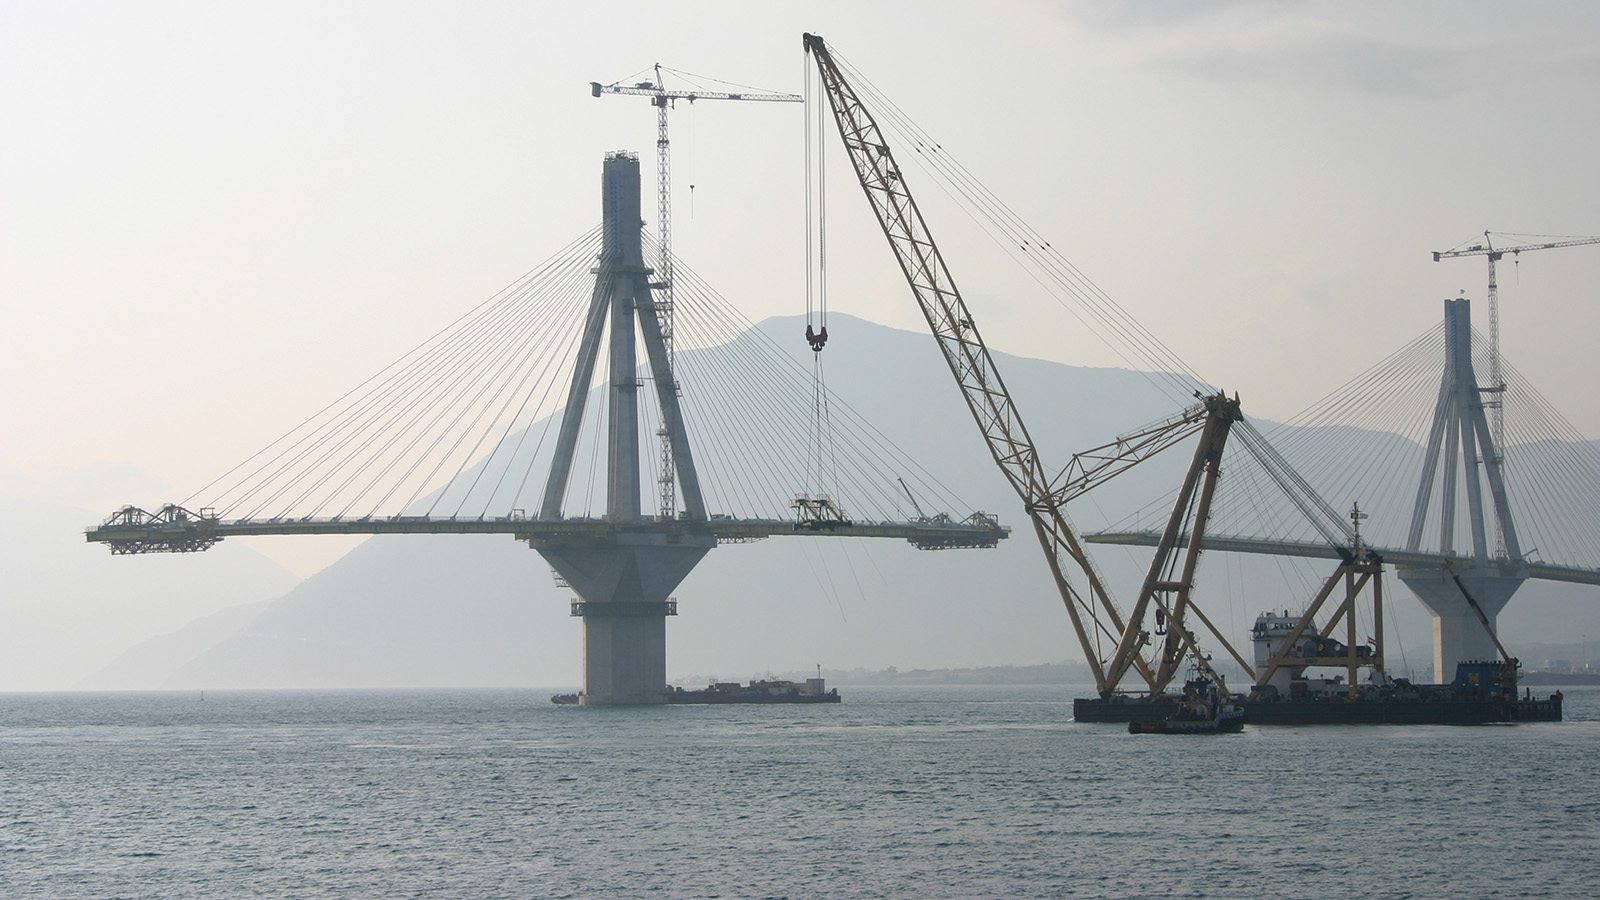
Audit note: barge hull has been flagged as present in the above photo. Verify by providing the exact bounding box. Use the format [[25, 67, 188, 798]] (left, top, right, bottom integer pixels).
[[1074, 695, 1562, 725]]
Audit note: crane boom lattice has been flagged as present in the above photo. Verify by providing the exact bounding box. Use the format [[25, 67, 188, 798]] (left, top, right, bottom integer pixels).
[[802, 33, 1128, 689], [802, 33, 1289, 697]]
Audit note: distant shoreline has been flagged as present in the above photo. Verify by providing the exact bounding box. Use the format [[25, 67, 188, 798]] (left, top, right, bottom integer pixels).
[[671, 663, 1097, 688], [682, 666, 1600, 689], [1520, 671, 1600, 686]]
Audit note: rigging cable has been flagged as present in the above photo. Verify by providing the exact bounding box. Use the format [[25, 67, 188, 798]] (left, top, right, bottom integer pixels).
[[804, 59, 836, 508]]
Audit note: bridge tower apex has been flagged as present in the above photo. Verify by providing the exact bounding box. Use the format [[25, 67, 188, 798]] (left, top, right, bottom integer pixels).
[[540, 152, 707, 526]]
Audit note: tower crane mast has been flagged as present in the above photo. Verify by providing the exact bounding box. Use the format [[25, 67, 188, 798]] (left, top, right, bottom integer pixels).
[[591, 66, 801, 520], [1432, 231, 1600, 558]]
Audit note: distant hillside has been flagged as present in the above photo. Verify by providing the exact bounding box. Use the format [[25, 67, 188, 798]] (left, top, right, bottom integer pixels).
[[78, 598, 274, 689], [0, 474, 300, 691], [164, 533, 560, 689]]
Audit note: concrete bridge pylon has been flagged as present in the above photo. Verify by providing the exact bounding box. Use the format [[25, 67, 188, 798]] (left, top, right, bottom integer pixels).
[[1397, 297, 1527, 682], [76, 153, 1014, 690], [534, 151, 711, 706]]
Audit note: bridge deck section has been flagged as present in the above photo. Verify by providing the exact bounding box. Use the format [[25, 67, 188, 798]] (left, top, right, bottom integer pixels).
[[86, 511, 1009, 554], [1086, 530, 1600, 587]]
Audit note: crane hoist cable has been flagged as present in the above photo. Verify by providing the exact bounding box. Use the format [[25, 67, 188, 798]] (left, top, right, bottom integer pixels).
[[804, 58, 829, 354], [803, 33, 1353, 697], [803, 53, 836, 502]]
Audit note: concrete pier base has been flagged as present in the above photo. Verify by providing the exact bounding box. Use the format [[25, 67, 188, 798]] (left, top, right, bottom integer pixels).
[[579, 603, 670, 706], [1397, 566, 1522, 682], [536, 531, 714, 706]]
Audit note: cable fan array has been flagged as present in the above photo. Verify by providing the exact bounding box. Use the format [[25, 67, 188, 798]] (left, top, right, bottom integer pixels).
[[808, 41, 1600, 589], [185, 226, 977, 528]]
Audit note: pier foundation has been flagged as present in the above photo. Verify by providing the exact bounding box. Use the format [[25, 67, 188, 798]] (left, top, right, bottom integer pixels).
[[539, 531, 713, 705], [1397, 566, 1520, 682]]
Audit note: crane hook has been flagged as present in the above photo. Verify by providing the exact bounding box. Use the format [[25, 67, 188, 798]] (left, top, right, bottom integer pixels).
[[806, 324, 829, 352]]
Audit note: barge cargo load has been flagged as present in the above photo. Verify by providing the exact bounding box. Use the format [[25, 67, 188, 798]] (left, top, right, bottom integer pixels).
[[1126, 679, 1247, 733], [665, 676, 841, 704], [1078, 690, 1562, 725]]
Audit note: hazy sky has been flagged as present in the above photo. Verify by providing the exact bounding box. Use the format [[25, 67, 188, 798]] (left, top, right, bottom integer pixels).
[[5, 0, 1598, 577]]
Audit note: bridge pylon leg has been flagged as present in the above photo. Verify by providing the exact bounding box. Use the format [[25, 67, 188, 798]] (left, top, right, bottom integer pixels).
[[531, 152, 718, 704], [1400, 299, 1529, 682]]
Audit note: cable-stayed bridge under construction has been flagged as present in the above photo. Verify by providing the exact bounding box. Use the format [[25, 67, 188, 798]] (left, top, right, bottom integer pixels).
[[87, 45, 1600, 702], [88, 153, 1008, 704], [1086, 295, 1600, 681]]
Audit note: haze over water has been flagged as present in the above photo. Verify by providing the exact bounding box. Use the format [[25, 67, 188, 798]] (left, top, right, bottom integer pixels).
[[4, 685, 1596, 898]]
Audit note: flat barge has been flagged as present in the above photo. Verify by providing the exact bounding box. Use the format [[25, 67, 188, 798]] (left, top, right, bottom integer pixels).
[[1077, 655, 1563, 726], [665, 676, 840, 705], [1077, 693, 1562, 725]]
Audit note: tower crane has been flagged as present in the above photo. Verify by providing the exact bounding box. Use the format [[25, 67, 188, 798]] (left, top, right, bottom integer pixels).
[[592, 65, 801, 520], [1433, 231, 1600, 557]]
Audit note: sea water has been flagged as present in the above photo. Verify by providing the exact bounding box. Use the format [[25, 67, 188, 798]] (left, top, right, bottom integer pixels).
[[2, 685, 1596, 899]]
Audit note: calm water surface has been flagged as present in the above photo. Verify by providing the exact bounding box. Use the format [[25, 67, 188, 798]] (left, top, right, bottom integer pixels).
[[3, 684, 1597, 899]]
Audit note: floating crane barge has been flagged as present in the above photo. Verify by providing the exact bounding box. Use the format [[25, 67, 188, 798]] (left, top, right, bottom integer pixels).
[[801, 33, 1566, 725], [1075, 657, 1564, 726]]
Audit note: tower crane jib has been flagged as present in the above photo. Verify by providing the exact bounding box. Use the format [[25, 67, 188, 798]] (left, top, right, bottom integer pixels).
[[591, 66, 801, 520], [1432, 231, 1600, 557]]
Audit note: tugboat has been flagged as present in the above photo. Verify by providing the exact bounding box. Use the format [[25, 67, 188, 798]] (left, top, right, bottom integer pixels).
[[1128, 676, 1245, 734]]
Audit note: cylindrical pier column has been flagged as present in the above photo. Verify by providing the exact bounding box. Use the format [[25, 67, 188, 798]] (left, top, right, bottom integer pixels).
[[573, 599, 675, 706]]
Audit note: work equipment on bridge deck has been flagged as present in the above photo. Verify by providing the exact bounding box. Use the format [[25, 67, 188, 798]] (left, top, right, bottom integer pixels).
[[85, 143, 1008, 707]]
